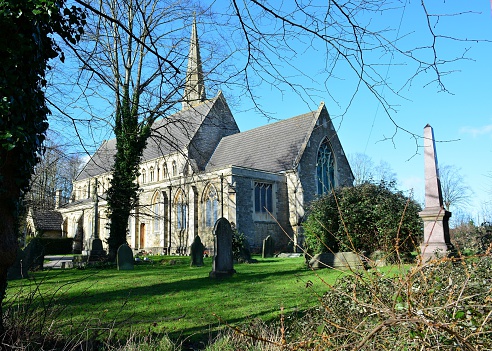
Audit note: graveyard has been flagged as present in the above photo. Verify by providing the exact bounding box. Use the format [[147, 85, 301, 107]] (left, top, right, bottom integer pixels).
[[5, 254, 350, 346], [6, 249, 491, 350]]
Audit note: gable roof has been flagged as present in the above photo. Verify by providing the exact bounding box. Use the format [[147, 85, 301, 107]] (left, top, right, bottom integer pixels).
[[30, 209, 63, 232], [206, 109, 319, 173], [76, 96, 221, 181]]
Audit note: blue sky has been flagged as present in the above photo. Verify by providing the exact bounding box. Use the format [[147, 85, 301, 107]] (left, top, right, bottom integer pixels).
[[220, 1, 492, 223], [51, 1, 491, 223]]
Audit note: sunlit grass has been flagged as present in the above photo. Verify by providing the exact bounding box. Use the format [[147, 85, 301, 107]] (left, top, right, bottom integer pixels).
[[6, 256, 347, 341]]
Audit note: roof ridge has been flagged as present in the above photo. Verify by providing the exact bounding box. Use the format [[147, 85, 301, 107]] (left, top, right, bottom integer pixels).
[[223, 110, 317, 140]]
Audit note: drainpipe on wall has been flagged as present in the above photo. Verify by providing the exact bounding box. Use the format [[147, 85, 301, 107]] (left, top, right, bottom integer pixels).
[[168, 185, 172, 255]]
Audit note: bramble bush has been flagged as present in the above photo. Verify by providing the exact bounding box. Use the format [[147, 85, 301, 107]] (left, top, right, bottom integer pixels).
[[451, 221, 492, 255], [303, 181, 423, 258]]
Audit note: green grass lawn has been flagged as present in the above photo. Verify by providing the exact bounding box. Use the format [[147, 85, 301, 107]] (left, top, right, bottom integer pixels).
[[5, 256, 347, 342]]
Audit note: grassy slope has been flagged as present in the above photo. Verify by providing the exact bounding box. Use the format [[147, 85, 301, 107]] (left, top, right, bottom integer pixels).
[[5, 256, 346, 341]]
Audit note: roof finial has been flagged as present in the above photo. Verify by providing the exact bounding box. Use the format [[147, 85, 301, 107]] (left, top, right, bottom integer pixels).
[[182, 13, 206, 110]]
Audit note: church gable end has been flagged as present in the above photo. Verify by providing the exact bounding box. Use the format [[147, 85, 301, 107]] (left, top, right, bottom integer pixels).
[[296, 103, 354, 204], [188, 92, 239, 171]]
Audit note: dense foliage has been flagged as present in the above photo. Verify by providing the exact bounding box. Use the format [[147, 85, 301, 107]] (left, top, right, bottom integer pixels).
[[303, 182, 423, 256], [106, 99, 151, 260], [451, 221, 492, 254], [291, 256, 492, 350], [0, 0, 85, 332]]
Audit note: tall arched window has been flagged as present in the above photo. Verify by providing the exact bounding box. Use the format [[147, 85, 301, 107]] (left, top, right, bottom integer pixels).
[[162, 163, 168, 178], [152, 192, 160, 232], [172, 161, 177, 177], [204, 186, 218, 227], [175, 190, 187, 230], [150, 166, 155, 182], [316, 139, 335, 195]]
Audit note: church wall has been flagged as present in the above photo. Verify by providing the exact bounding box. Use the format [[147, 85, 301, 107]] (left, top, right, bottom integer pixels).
[[297, 107, 354, 207], [130, 167, 234, 255], [230, 167, 290, 252]]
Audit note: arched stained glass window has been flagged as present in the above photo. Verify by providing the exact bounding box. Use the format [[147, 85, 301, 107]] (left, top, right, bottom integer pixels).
[[152, 193, 160, 232], [316, 139, 335, 195], [205, 186, 218, 227], [176, 190, 187, 230]]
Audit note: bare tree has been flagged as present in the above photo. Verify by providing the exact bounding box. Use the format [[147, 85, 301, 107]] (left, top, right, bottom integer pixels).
[[439, 164, 473, 211], [349, 153, 397, 186], [58, 0, 200, 259], [26, 133, 84, 210], [349, 153, 374, 185], [46, 1, 485, 259]]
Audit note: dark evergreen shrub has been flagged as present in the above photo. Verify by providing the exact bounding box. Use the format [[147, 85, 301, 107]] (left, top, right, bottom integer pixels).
[[39, 238, 74, 255], [303, 181, 423, 256]]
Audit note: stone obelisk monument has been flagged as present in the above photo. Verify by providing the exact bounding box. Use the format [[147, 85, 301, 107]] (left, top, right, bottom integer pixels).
[[419, 124, 453, 261]]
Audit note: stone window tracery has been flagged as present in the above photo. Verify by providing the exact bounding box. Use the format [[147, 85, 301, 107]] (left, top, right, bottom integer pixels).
[[316, 138, 335, 195], [176, 190, 187, 230], [204, 186, 218, 227], [254, 182, 273, 213]]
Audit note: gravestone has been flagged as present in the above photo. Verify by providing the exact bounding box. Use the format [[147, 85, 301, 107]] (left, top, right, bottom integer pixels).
[[88, 238, 106, 262], [419, 125, 454, 261], [7, 248, 28, 280], [24, 237, 44, 271], [308, 252, 364, 270], [209, 218, 235, 278], [262, 235, 274, 258], [117, 243, 134, 270], [190, 235, 205, 267]]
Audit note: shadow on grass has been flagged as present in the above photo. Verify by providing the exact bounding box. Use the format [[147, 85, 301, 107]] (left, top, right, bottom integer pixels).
[[7, 257, 318, 343]]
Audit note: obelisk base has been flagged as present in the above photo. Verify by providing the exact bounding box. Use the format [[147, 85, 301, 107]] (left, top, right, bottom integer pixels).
[[419, 207, 454, 261]]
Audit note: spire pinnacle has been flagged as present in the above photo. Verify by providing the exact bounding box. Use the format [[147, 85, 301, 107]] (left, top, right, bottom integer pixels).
[[182, 15, 206, 110]]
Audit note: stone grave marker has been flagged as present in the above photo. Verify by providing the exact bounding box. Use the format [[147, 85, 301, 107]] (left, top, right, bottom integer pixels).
[[89, 238, 106, 262], [24, 237, 44, 271], [209, 218, 235, 278], [419, 124, 454, 261], [117, 243, 134, 270], [308, 252, 364, 270], [262, 235, 274, 258], [190, 235, 205, 267]]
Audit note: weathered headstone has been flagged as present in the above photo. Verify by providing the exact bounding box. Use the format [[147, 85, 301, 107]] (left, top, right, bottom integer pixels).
[[24, 237, 44, 271], [308, 252, 364, 270], [419, 124, 454, 261], [117, 243, 134, 270], [7, 248, 28, 280], [262, 235, 274, 258], [88, 238, 106, 262], [209, 218, 235, 278], [190, 235, 205, 267]]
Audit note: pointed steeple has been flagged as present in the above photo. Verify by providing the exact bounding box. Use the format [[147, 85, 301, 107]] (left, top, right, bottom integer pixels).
[[182, 15, 206, 110]]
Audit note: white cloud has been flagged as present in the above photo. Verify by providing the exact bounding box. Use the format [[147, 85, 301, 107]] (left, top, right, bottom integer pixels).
[[460, 124, 492, 137]]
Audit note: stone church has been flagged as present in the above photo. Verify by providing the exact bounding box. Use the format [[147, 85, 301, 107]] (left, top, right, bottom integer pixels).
[[57, 20, 354, 255]]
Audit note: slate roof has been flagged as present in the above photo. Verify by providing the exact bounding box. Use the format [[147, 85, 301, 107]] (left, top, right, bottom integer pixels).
[[206, 110, 317, 173], [76, 98, 217, 181], [30, 210, 63, 232]]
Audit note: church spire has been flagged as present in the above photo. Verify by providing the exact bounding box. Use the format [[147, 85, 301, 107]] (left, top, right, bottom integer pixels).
[[182, 14, 206, 110]]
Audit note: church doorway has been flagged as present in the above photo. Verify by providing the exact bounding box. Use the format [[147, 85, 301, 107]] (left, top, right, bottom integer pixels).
[[140, 223, 146, 249]]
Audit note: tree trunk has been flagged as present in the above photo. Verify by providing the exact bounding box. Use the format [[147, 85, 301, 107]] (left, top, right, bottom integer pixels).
[[0, 158, 22, 333]]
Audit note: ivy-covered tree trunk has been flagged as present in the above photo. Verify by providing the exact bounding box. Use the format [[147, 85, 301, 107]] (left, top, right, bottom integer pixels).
[[84, 0, 175, 261], [0, 0, 84, 332], [106, 87, 150, 260], [0, 159, 24, 334]]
